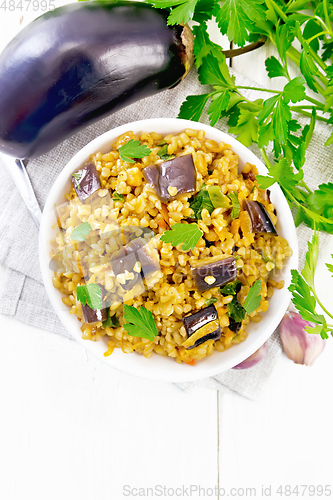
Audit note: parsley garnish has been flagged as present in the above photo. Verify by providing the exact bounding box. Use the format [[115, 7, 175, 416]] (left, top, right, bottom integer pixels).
[[243, 279, 262, 315], [71, 222, 92, 242], [189, 186, 214, 219], [160, 223, 203, 252], [102, 310, 120, 329], [205, 297, 218, 307], [220, 279, 261, 321], [118, 139, 151, 163], [112, 192, 124, 202], [157, 144, 174, 161], [289, 230, 333, 340], [77, 283, 102, 310], [123, 305, 159, 341], [228, 192, 240, 220], [220, 280, 245, 322]]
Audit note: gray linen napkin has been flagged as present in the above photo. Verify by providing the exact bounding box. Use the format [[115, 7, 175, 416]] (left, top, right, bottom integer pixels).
[[0, 69, 331, 399]]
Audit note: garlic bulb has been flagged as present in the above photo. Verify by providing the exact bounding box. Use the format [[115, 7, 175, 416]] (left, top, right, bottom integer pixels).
[[279, 312, 326, 366], [233, 342, 268, 370]]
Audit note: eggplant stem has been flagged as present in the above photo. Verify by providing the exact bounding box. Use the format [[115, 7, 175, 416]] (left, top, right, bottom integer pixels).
[[222, 37, 267, 58]]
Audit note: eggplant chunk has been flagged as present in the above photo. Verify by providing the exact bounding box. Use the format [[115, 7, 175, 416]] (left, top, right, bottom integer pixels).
[[228, 318, 242, 333], [110, 236, 159, 292], [182, 305, 221, 349], [143, 154, 196, 202], [72, 162, 101, 202], [82, 303, 108, 324], [191, 256, 237, 293], [0, 2, 193, 159], [243, 200, 277, 235]]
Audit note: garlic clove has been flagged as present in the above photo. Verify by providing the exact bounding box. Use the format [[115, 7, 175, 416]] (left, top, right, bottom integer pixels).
[[232, 342, 268, 370], [279, 312, 326, 366]]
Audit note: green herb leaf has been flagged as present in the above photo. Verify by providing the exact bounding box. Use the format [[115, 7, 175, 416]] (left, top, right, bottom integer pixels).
[[228, 107, 259, 147], [228, 191, 241, 219], [265, 56, 289, 79], [160, 223, 203, 251], [118, 139, 151, 163], [157, 144, 174, 161], [178, 94, 211, 122], [227, 299, 246, 323], [71, 222, 92, 242], [166, 0, 199, 25], [205, 297, 218, 307], [189, 186, 214, 219], [102, 310, 120, 329], [208, 91, 231, 126], [198, 51, 235, 88], [112, 192, 124, 202], [76, 283, 103, 311], [220, 280, 241, 296], [216, 0, 266, 48], [123, 305, 159, 341], [207, 185, 230, 208], [243, 279, 262, 314]]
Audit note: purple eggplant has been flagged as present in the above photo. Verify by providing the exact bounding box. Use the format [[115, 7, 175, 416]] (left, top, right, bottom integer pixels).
[[243, 200, 277, 235], [182, 304, 221, 349], [82, 303, 108, 324], [191, 256, 237, 293], [143, 154, 196, 202], [0, 2, 193, 159], [71, 162, 101, 202]]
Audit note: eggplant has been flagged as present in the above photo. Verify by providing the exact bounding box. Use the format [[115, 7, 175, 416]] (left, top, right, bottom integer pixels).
[[182, 305, 221, 349], [110, 235, 159, 291], [72, 162, 101, 202], [82, 303, 108, 324], [243, 200, 277, 235], [191, 256, 237, 293], [0, 1, 193, 159], [143, 154, 196, 202]]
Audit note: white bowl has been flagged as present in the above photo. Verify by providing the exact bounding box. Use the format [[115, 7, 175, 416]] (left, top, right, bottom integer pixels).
[[39, 118, 298, 382]]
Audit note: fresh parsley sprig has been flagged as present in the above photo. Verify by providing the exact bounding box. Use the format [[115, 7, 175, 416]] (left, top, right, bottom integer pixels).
[[123, 305, 159, 341], [160, 223, 203, 251], [118, 139, 151, 163], [76, 283, 103, 310], [71, 222, 92, 242], [289, 229, 333, 340]]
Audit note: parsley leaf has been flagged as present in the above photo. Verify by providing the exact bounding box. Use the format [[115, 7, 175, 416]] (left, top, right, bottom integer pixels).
[[205, 297, 217, 307], [76, 283, 103, 310], [243, 279, 262, 314], [113, 192, 124, 202], [228, 192, 240, 219], [220, 280, 246, 322], [123, 305, 158, 341], [208, 91, 231, 126], [118, 139, 151, 163], [178, 94, 211, 122], [71, 222, 92, 242], [189, 186, 214, 219], [157, 144, 174, 161], [227, 299, 246, 323], [220, 280, 241, 296], [102, 310, 120, 329], [216, 0, 266, 48], [228, 107, 259, 146], [265, 56, 289, 79], [289, 230, 333, 339], [160, 223, 203, 251], [166, 0, 199, 25]]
